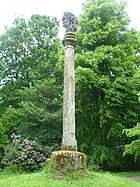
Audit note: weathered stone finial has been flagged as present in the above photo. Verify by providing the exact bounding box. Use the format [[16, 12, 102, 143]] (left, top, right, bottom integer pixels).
[[62, 12, 78, 47], [62, 12, 78, 33]]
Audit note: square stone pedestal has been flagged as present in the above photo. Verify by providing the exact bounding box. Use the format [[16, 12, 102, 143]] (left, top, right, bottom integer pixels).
[[51, 150, 86, 175]]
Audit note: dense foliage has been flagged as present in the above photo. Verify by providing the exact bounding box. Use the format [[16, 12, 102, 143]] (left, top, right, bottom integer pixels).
[[75, 0, 140, 170], [0, 14, 62, 164], [1, 134, 55, 171], [0, 0, 140, 171], [123, 122, 140, 162], [123, 68, 140, 162]]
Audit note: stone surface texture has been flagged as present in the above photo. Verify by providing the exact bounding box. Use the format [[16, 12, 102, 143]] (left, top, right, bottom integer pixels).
[[61, 12, 78, 151], [62, 12, 78, 32], [62, 43, 77, 151], [51, 151, 86, 175]]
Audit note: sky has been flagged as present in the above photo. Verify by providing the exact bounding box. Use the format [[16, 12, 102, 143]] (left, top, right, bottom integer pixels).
[[0, 0, 140, 38]]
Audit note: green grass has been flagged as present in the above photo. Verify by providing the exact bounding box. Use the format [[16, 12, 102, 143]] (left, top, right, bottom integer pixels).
[[0, 171, 140, 187], [113, 171, 140, 177]]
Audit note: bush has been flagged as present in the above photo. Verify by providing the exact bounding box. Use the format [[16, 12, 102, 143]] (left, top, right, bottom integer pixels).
[[1, 134, 57, 172], [123, 123, 140, 162]]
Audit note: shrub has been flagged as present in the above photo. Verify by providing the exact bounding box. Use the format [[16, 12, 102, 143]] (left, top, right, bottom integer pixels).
[[1, 134, 57, 172], [123, 123, 140, 162]]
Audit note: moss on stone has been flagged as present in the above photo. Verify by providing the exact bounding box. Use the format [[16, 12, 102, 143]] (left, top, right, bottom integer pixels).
[[61, 144, 77, 151], [51, 151, 86, 175], [62, 32, 77, 47]]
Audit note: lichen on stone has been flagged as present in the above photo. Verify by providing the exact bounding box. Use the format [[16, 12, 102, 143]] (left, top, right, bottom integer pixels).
[[51, 150, 86, 175]]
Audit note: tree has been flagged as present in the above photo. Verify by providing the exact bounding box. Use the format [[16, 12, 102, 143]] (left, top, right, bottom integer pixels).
[[0, 14, 62, 157], [0, 14, 59, 111], [15, 78, 62, 145], [75, 0, 140, 170], [123, 67, 140, 162]]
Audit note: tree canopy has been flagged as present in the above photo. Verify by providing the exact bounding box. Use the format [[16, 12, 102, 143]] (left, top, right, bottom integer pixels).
[[75, 0, 140, 170], [0, 14, 62, 161]]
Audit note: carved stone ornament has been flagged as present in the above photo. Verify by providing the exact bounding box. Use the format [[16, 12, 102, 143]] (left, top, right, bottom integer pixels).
[[62, 12, 78, 32]]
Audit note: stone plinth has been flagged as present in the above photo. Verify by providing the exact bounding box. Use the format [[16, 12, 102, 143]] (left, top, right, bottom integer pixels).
[[51, 151, 86, 175]]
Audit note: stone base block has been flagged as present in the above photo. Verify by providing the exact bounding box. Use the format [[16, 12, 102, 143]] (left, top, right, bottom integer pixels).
[[51, 150, 86, 175]]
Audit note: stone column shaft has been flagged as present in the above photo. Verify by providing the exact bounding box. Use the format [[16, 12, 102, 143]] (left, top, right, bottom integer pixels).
[[62, 44, 77, 150]]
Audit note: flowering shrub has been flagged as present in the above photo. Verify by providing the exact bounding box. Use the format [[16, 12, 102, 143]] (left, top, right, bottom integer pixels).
[[1, 134, 57, 171]]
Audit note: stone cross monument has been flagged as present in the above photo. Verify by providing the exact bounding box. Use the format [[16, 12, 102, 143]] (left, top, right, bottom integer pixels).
[[61, 12, 78, 151], [51, 12, 86, 175]]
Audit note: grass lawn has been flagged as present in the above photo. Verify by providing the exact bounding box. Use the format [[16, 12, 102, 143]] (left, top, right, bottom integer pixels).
[[113, 171, 140, 177], [0, 171, 140, 187]]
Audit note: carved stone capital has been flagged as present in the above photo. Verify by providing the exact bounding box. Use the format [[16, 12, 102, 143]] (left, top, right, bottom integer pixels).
[[62, 32, 77, 47]]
